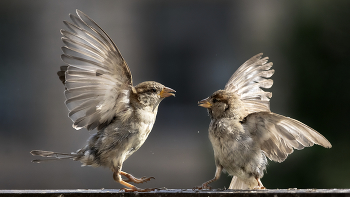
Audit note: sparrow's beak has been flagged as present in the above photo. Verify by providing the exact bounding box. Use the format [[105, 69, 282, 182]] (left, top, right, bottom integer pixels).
[[159, 87, 176, 98], [198, 98, 212, 108]]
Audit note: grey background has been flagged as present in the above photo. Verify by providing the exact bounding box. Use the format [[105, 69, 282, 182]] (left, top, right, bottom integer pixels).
[[1, 0, 349, 189]]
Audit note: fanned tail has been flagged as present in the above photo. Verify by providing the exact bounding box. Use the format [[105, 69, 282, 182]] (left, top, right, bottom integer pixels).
[[30, 150, 80, 163], [229, 176, 250, 190]]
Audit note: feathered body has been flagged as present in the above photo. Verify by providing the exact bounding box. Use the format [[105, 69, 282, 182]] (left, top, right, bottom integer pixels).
[[197, 54, 331, 190], [76, 82, 160, 170], [31, 10, 175, 192]]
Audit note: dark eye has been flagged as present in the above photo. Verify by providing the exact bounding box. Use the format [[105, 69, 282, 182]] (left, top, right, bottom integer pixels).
[[151, 88, 157, 92], [213, 98, 218, 103]]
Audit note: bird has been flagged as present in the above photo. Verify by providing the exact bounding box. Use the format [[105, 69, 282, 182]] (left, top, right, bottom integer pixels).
[[195, 53, 331, 190], [30, 10, 175, 192]]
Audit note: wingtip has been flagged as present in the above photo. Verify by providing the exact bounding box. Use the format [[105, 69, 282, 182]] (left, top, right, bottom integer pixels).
[[30, 150, 40, 156], [61, 46, 68, 53], [246, 53, 266, 63], [317, 137, 332, 148], [60, 29, 66, 35], [60, 54, 66, 60], [76, 9, 86, 18], [72, 123, 83, 130], [255, 53, 264, 59]]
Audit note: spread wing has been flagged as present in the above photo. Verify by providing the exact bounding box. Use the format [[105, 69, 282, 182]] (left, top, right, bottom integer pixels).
[[224, 53, 274, 114], [60, 10, 133, 130], [244, 112, 332, 162]]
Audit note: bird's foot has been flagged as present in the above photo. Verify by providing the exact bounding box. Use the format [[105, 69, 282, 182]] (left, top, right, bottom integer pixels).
[[120, 187, 156, 192], [123, 175, 155, 184], [120, 171, 155, 184], [193, 184, 212, 190], [253, 185, 266, 190], [253, 178, 265, 189], [114, 171, 156, 192]]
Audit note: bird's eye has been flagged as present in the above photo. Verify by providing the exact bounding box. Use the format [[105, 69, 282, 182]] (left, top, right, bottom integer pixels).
[[213, 98, 218, 103], [151, 88, 157, 92]]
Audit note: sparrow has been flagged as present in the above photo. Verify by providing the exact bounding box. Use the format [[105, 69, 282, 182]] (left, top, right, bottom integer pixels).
[[30, 10, 175, 192], [196, 53, 331, 190]]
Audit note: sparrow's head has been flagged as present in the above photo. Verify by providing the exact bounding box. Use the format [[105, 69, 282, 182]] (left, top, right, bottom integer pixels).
[[133, 81, 175, 110], [198, 90, 246, 120]]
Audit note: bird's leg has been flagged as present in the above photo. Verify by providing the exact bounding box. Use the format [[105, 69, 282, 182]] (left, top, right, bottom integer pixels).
[[113, 171, 155, 192], [194, 165, 222, 190], [253, 178, 266, 189], [120, 171, 155, 183]]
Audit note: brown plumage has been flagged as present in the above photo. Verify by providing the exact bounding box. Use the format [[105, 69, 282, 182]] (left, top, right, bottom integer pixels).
[[196, 53, 331, 190], [31, 10, 175, 192]]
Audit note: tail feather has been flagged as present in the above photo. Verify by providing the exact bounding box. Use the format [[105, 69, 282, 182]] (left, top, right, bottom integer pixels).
[[30, 150, 79, 163], [229, 176, 250, 190]]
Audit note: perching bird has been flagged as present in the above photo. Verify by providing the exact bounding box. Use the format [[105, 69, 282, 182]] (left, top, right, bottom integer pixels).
[[196, 53, 331, 190], [30, 10, 175, 192]]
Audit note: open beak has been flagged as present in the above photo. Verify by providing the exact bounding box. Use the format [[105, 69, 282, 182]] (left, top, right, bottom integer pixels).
[[159, 87, 176, 98], [198, 98, 212, 108]]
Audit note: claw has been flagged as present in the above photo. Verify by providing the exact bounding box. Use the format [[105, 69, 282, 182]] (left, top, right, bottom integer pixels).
[[194, 166, 221, 190], [115, 171, 156, 192], [253, 184, 266, 190], [193, 184, 212, 190], [120, 187, 156, 192], [123, 176, 155, 184], [120, 171, 155, 184], [254, 178, 266, 189], [253, 186, 266, 190]]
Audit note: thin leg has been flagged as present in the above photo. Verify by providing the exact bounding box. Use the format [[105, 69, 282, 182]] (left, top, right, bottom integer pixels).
[[113, 171, 156, 192], [253, 178, 266, 189], [194, 165, 222, 190], [120, 171, 155, 183]]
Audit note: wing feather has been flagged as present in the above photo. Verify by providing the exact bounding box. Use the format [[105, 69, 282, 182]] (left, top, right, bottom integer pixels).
[[63, 21, 111, 55], [61, 46, 103, 62], [225, 53, 274, 113], [65, 93, 99, 105], [62, 37, 105, 60], [60, 10, 133, 130], [244, 112, 332, 162]]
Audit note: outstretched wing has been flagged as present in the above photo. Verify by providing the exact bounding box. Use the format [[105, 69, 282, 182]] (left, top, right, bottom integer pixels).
[[225, 53, 274, 114], [60, 10, 133, 130], [244, 112, 332, 162]]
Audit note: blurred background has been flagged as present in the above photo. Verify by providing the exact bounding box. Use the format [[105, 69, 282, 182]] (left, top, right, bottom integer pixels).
[[1, 0, 349, 190]]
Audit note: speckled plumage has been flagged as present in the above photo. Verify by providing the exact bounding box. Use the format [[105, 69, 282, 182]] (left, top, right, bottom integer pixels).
[[196, 54, 331, 190], [31, 10, 175, 192]]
